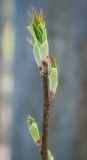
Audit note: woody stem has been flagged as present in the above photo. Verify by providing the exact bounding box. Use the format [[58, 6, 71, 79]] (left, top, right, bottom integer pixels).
[[41, 70, 50, 160]]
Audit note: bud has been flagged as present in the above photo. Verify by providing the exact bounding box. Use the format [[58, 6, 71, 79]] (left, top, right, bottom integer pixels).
[[27, 115, 40, 143], [49, 57, 58, 99], [27, 9, 48, 67], [48, 150, 54, 160]]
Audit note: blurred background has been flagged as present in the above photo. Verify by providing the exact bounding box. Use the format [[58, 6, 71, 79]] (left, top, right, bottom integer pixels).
[[0, 0, 87, 160]]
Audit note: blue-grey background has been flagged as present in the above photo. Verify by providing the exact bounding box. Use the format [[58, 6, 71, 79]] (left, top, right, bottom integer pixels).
[[0, 0, 87, 160]]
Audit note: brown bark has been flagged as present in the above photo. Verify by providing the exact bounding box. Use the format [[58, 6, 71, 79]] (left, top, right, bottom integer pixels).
[[41, 70, 50, 160]]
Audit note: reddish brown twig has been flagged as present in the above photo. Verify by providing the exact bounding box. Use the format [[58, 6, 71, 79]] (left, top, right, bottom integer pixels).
[[41, 68, 50, 160]]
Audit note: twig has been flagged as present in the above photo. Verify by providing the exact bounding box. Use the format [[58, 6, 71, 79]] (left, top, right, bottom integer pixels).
[[27, 9, 57, 160], [41, 69, 50, 160]]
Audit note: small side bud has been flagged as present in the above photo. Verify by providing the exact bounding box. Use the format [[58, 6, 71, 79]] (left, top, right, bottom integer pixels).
[[49, 57, 58, 99], [27, 115, 40, 144], [48, 150, 54, 160]]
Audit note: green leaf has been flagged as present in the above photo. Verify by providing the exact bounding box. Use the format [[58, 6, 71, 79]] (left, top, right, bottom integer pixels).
[[27, 25, 36, 41], [39, 8, 44, 24], [27, 38, 34, 47], [32, 9, 40, 25], [33, 42, 42, 66], [32, 23, 43, 43], [27, 115, 40, 143], [38, 23, 47, 42]]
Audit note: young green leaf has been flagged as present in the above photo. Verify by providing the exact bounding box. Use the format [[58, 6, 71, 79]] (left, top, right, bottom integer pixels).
[[33, 42, 42, 66], [39, 8, 44, 24]]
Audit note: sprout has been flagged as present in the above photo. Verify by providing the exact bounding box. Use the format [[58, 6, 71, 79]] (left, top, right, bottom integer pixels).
[[27, 9, 49, 67]]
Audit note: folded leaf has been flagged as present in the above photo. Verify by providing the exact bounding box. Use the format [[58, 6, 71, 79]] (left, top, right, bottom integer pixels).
[[33, 23, 43, 43], [33, 42, 42, 66], [27, 25, 36, 42], [39, 9, 44, 24], [38, 23, 47, 42]]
